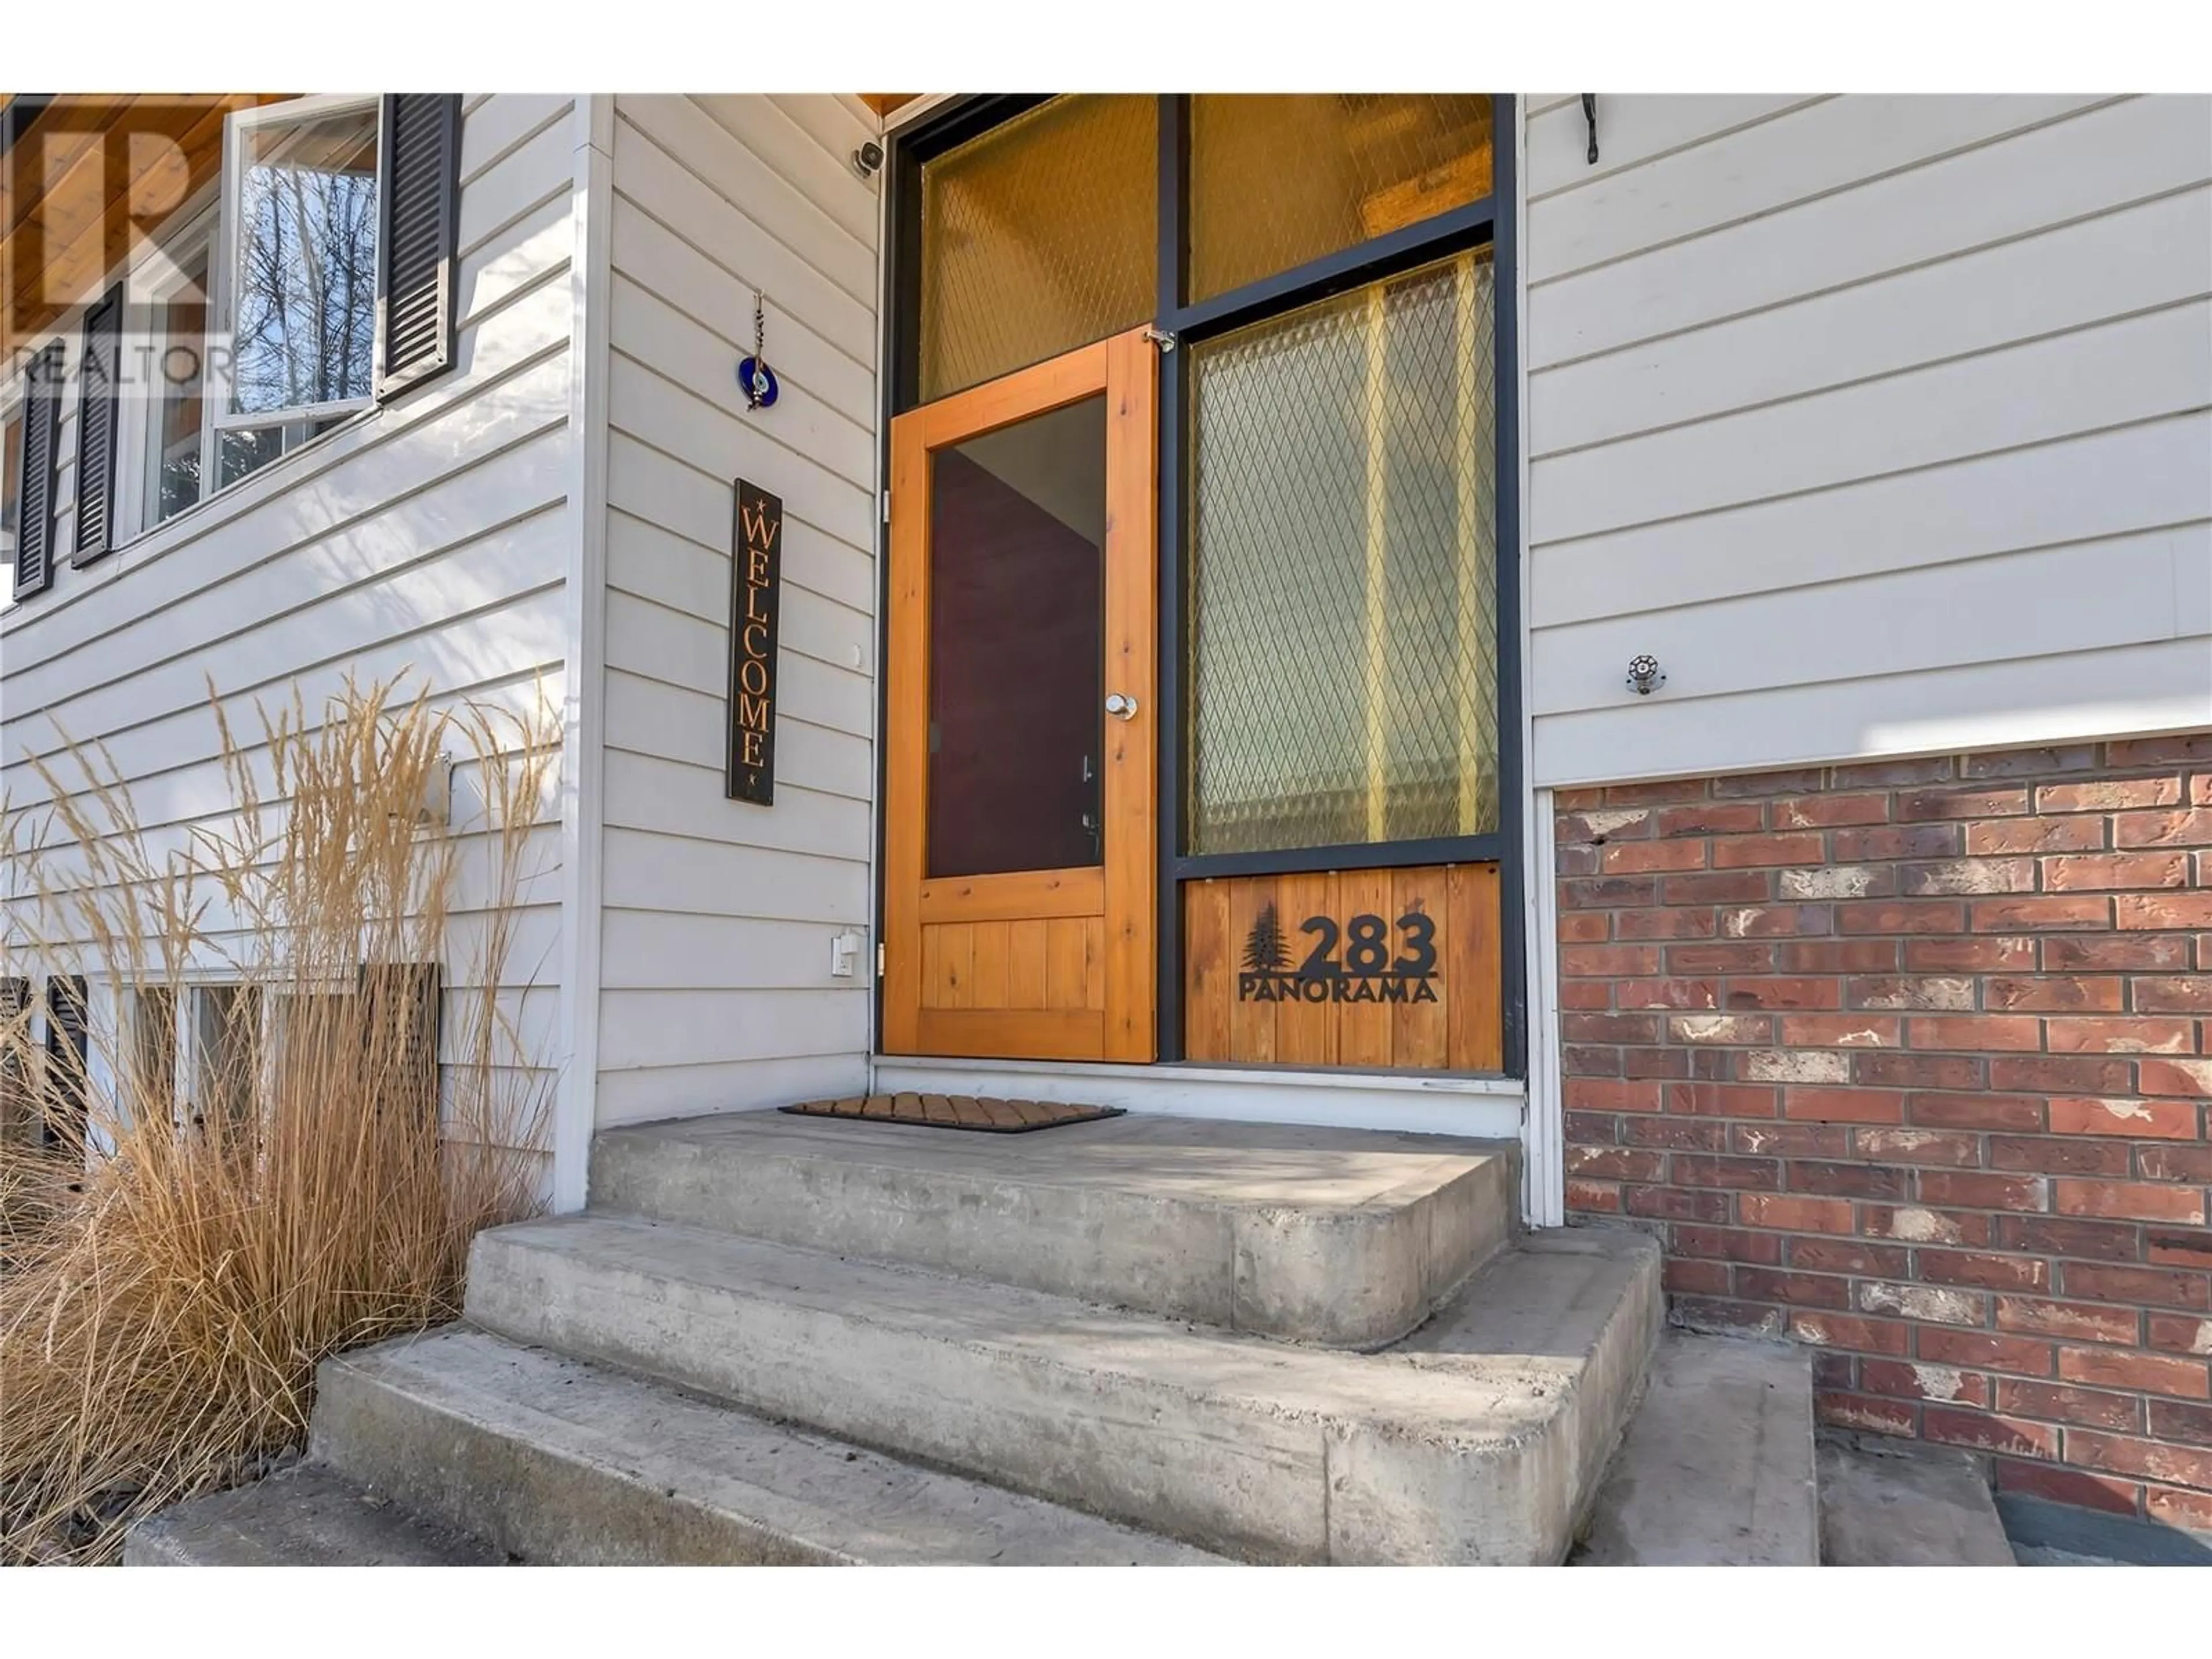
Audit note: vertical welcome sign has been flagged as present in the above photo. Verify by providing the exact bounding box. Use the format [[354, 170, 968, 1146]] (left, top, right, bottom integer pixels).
[[726, 479, 782, 804]]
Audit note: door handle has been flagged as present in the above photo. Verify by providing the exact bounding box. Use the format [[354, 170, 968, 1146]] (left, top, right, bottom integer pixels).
[[1104, 693, 1139, 720]]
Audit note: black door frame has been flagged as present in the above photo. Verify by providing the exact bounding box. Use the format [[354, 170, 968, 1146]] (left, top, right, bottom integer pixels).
[[875, 93, 1524, 1075]]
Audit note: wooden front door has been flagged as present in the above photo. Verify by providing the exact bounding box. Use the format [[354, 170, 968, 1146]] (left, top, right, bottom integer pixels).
[[882, 329, 1157, 1062]]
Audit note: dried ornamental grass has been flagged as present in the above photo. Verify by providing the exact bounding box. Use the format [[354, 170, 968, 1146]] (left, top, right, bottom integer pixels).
[[0, 677, 553, 1564]]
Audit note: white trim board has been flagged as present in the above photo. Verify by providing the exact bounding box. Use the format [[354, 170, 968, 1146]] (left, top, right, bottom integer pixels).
[[1523, 788, 1566, 1227], [1514, 105, 1565, 1229], [551, 94, 616, 1214], [869, 1056, 1525, 1150]]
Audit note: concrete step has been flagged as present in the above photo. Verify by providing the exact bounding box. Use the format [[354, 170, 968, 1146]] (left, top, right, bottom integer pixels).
[[588, 1110, 1516, 1349], [310, 1325, 1220, 1565], [1571, 1331, 1819, 1566], [123, 1463, 501, 1566], [1817, 1437, 2017, 1566], [1999, 1491, 2212, 1566], [464, 1212, 1661, 1565]]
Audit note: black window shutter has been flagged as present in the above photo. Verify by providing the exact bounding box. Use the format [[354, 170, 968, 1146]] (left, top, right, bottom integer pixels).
[[374, 94, 463, 402], [44, 974, 90, 1149], [358, 960, 443, 1125], [73, 282, 124, 567], [0, 975, 32, 1138], [13, 340, 65, 598]]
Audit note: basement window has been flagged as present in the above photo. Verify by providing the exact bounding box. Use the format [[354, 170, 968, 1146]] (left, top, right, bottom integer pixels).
[[191, 984, 263, 1131], [132, 988, 181, 1124]]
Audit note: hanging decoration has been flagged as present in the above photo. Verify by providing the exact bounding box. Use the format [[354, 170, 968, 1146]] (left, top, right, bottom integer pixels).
[[738, 289, 780, 410]]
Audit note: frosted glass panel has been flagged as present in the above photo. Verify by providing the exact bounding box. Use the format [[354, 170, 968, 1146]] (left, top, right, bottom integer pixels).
[[920, 96, 1155, 402], [1190, 94, 1494, 301], [1187, 249, 1499, 855]]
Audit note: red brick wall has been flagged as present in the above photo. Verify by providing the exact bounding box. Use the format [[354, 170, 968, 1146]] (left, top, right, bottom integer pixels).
[[1555, 735, 2212, 1537]]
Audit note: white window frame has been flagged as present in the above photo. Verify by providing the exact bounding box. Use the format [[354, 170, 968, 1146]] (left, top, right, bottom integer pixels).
[[1, 375, 24, 606], [207, 93, 384, 442]]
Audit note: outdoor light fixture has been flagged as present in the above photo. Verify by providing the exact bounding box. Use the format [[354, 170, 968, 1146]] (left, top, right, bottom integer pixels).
[[392, 753, 454, 827]]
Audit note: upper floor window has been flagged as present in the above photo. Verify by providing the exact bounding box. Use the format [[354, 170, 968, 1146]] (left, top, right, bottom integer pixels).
[[217, 98, 381, 448], [1, 389, 22, 589], [124, 96, 383, 536], [145, 243, 211, 529], [132, 99, 380, 526], [7, 93, 459, 600]]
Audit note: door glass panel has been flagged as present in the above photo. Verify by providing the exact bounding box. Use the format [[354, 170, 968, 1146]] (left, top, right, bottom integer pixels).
[[1188, 95, 1494, 302], [1185, 248, 1499, 856], [927, 395, 1107, 878], [919, 96, 1156, 403]]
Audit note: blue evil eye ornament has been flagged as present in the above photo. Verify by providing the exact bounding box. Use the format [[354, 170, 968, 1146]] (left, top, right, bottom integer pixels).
[[738, 355, 779, 410]]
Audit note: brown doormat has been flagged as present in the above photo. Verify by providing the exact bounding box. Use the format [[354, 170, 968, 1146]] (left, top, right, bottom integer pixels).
[[779, 1093, 1125, 1134]]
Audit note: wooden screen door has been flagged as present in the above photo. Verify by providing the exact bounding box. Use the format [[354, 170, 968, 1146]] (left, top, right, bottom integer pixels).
[[882, 328, 1157, 1062]]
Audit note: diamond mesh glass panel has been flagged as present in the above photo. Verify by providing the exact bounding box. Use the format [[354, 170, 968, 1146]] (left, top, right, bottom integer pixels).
[[1189, 95, 1494, 302], [1186, 248, 1498, 857], [920, 96, 1157, 403]]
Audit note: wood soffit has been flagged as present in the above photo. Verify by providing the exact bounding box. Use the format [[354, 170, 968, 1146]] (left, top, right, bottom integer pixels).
[[2, 93, 296, 355]]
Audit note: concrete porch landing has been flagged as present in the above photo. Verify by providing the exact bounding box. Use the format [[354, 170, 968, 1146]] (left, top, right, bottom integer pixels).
[[590, 1109, 1519, 1349]]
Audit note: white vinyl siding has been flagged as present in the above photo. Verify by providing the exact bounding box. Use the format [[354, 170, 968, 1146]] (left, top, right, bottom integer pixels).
[[591, 94, 882, 1128], [0, 94, 581, 1189], [1521, 93, 2212, 786]]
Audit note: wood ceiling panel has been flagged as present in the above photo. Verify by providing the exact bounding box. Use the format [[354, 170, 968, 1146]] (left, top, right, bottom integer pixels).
[[3, 93, 292, 353]]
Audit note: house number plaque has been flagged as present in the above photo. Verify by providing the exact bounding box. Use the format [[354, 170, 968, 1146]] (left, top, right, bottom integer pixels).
[[726, 479, 782, 805], [1181, 865, 1505, 1072], [1237, 902, 1440, 1003]]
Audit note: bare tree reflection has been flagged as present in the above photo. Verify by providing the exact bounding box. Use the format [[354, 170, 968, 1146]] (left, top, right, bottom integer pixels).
[[231, 110, 378, 419]]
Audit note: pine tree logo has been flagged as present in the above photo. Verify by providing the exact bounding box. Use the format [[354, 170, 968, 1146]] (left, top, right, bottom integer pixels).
[[1242, 903, 1289, 974]]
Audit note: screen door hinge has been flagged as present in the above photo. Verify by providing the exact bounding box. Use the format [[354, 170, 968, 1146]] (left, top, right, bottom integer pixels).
[[881, 487, 891, 524], [1142, 324, 1176, 353], [876, 940, 886, 977]]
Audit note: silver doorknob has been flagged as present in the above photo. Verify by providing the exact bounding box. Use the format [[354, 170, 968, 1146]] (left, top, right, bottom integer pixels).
[[1104, 692, 1139, 720]]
